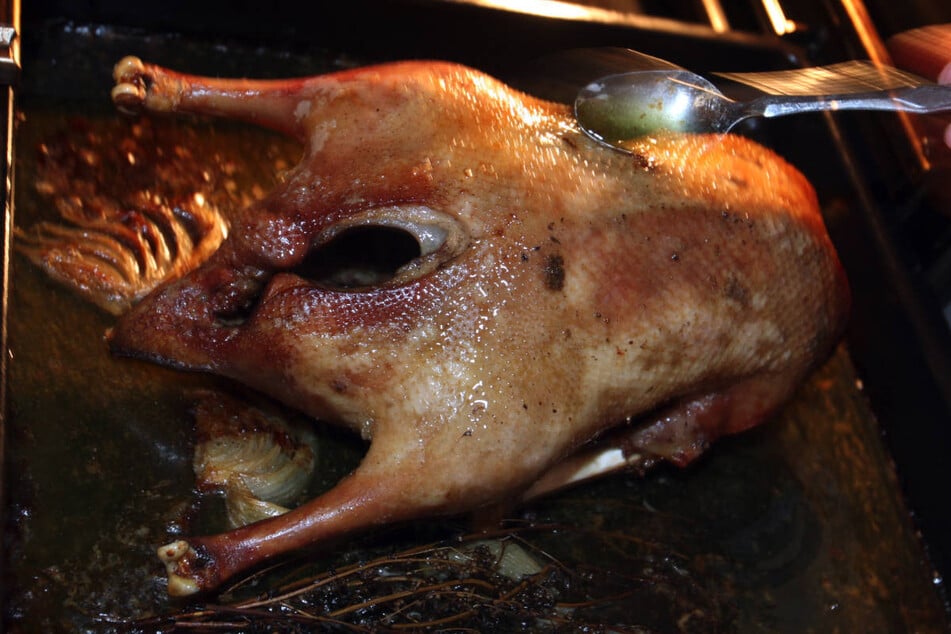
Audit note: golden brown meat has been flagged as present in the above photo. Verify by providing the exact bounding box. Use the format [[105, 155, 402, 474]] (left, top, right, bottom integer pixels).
[[107, 56, 849, 595]]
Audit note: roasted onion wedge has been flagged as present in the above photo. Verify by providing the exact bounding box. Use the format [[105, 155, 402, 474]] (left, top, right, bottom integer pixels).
[[191, 391, 317, 529]]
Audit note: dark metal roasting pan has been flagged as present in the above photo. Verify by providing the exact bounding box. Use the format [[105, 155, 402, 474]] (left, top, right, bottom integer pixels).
[[3, 0, 951, 631]]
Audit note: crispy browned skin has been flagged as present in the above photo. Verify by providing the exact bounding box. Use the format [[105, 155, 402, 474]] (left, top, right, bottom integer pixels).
[[108, 57, 849, 595]]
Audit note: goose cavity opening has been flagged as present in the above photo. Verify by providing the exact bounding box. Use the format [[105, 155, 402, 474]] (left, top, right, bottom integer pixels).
[[297, 225, 422, 289]]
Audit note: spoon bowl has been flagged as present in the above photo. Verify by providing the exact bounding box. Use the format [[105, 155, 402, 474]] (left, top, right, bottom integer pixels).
[[575, 62, 951, 152], [574, 70, 739, 145]]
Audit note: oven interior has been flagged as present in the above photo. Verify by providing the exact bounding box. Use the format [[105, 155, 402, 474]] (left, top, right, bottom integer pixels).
[[2, 0, 951, 631]]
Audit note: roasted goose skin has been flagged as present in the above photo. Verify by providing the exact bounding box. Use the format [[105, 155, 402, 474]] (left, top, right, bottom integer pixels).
[[107, 56, 849, 594]]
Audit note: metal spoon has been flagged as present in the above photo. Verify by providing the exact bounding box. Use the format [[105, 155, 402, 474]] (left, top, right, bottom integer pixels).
[[575, 62, 951, 149]]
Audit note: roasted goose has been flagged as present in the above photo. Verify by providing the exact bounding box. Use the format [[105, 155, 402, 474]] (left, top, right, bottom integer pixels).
[[105, 56, 849, 595]]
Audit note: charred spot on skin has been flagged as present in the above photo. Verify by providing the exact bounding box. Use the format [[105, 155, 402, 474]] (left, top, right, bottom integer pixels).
[[634, 153, 653, 171], [543, 254, 565, 291], [725, 276, 751, 307], [193, 547, 216, 570], [721, 210, 754, 229]]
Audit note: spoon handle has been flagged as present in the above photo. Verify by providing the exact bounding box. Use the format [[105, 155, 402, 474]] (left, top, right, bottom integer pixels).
[[749, 85, 951, 120]]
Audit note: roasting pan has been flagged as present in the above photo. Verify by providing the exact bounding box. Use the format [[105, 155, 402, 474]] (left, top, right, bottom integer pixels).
[[3, 0, 951, 631]]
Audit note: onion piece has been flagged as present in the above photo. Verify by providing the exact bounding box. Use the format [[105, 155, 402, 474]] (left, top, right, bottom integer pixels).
[[191, 391, 317, 528]]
